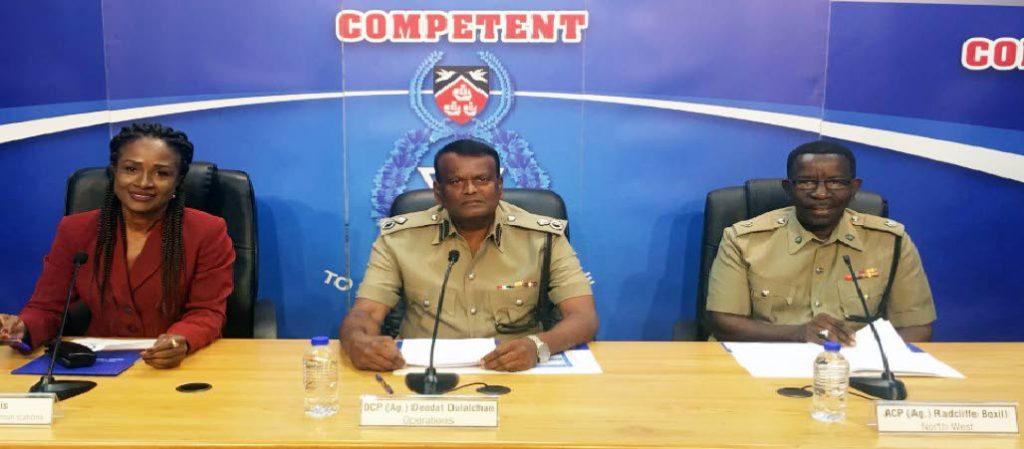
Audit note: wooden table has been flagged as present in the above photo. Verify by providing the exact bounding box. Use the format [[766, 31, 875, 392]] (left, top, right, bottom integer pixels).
[[1, 340, 1021, 448]]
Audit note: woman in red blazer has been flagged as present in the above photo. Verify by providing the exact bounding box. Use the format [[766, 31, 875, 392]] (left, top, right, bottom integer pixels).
[[0, 123, 235, 368]]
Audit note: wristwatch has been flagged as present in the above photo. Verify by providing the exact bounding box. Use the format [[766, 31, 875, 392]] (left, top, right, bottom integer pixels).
[[526, 335, 551, 363]]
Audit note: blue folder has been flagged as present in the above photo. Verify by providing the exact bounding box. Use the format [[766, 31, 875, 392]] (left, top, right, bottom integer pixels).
[[11, 350, 142, 376]]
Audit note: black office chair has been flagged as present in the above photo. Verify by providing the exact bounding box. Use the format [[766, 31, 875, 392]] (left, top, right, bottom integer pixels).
[[64, 162, 277, 338], [379, 188, 569, 337], [673, 178, 888, 341]]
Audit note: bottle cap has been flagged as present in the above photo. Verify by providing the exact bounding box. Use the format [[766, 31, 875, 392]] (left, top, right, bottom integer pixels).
[[311, 336, 329, 346], [823, 341, 841, 352]]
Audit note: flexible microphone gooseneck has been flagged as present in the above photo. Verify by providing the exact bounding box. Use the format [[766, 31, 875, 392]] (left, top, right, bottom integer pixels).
[[842, 255, 907, 400], [30, 251, 97, 401], [405, 250, 460, 394]]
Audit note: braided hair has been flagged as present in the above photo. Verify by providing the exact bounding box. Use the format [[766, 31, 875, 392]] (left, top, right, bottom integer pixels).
[[96, 123, 194, 317]]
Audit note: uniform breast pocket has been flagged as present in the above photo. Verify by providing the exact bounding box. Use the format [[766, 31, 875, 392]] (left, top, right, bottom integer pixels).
[[406, 288, 454, 318], [748, 276, 797, 324], [488, 288, 538, 331], [836, 278, 884, 320]]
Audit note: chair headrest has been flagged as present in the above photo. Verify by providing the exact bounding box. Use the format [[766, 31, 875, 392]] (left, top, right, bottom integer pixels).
[[745, 179, 790, 218], [181, 162, 217, 213]]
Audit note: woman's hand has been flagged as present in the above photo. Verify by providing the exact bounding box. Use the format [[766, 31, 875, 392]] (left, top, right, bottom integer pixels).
[[141, 333, 188, 368], [0, 314, 30, 353]]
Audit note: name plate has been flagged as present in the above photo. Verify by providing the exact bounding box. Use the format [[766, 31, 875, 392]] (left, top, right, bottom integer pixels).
[[360, 395, 498, 427], [0, 393, 56, 425], [876, 401, 1019, 434]]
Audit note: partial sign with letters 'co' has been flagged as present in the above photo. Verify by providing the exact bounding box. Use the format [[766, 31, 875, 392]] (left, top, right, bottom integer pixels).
[[876, 401, 1018, 434]]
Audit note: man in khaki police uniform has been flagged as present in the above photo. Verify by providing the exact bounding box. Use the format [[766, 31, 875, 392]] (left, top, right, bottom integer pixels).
[[340, 139, 598, 372], [707, 141, 935, 345]]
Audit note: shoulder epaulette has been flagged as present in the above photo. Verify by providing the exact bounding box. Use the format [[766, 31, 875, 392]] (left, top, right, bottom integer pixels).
[[852, 213, 905, 236], [378, 208, 440, 235], [732, 210, 789, 237], [501, 204, 566, 236]]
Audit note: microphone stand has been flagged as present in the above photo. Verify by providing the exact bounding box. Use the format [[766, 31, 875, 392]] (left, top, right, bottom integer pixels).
[[30, 252, 97, 401], [842, 255, 907, 400], [405, 250, 461, 394]]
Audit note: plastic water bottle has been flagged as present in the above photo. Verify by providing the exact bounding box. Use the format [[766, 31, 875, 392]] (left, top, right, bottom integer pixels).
[[812, 341, 849, 422], [303, 336, 338, 417]]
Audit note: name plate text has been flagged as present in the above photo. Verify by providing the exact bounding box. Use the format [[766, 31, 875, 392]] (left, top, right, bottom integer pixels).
[[360, 395, 498, 427], [0, 393, 56, 425], [876, 401, 1018, 434]]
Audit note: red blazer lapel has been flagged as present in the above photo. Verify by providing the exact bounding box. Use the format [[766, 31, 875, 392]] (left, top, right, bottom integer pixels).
[[108, 231, 134, 309], [128, 219, 164, 293]]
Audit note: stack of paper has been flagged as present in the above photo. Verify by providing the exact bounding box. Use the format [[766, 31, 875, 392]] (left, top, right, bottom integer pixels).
[[394, 340, 603, 375], [71, 337, 156, 352], [722, 319, 963, 378], [400, 338, 496, 368]]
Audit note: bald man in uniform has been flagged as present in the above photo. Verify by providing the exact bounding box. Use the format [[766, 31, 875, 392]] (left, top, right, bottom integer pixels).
[[707, 141, 936, 345], [340, 139, 598, 372]]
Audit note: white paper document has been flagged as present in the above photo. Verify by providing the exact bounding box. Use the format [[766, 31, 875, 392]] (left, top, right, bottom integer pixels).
[[400, 338, 496, 368], [71, 337, 157, 352], [394, 342, 602, 375], [722, 319, 963, 379]]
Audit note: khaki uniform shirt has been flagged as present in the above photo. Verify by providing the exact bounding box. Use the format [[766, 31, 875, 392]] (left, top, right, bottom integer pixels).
[[706, 207, 936, 330], [357, 201, 593, 340]]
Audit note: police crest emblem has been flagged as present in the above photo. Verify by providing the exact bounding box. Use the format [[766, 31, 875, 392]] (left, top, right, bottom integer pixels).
[[433, 66, 488, 125], [370, 52, 551, 219]]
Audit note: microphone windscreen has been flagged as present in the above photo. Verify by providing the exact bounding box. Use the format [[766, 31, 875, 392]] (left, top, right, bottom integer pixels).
[[73, 252, 89, 265], [448, 250, 460, 263]]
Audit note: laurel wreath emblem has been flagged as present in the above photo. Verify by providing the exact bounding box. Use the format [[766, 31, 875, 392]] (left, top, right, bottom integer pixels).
[[370, 51, 550, 219]]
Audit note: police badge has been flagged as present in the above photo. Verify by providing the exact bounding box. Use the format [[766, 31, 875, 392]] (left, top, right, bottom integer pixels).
[[370, 52, 551, 219], [433, 66, 489, 125]]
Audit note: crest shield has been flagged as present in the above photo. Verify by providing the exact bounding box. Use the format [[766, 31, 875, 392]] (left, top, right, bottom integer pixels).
[[433, 66, 489, 125]]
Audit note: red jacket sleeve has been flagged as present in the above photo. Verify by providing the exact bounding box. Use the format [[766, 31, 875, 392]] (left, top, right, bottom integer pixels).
[[167, 215, 235, 353], [20, 216, 85, 348]]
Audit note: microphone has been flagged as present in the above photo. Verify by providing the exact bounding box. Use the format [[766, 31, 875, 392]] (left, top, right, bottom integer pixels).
[[30, 251, 97, 401], [406, 250, 460, 394], [842, 255, 907, 400]]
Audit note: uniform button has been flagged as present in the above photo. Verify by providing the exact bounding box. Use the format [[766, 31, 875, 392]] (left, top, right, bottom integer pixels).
[[469, 308, 477, 315], [123, 306, 133, 314], [515, 299, 523, 306], [467, 272, 476, 281], [423, 299, 430, 307], [760, 289, 770, 297], [795, 236, 803, 244], [814, 267, 824, 274], [814, 301, 821, 307]]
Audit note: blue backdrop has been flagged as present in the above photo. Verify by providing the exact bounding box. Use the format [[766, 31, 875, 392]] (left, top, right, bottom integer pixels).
[[2, 0, 1022, 341]]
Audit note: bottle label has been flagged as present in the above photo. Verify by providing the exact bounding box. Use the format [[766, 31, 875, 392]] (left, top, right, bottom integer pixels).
[[876, 401, 1019, 434]]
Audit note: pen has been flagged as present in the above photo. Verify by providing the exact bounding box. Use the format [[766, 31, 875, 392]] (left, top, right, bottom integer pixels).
[[2, 338, 31, 354], [375, 373, 394, 395]]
